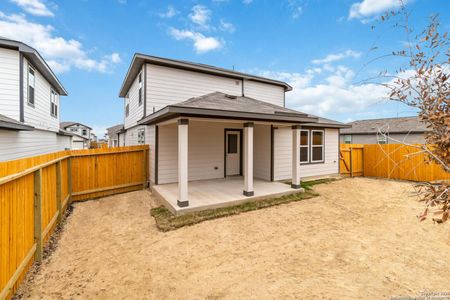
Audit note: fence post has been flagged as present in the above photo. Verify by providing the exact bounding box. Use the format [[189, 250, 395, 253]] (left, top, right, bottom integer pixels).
[[33, 168, 43, 262], [56, 160, 62, 223], [68, 157, 73, 204], [349, 147, 353, 177], [143, 148, 147, 189]]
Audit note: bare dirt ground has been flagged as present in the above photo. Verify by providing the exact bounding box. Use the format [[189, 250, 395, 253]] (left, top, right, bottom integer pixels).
[[16, 178, 449, 299]]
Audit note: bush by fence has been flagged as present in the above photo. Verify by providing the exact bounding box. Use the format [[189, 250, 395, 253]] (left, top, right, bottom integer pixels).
[[0, 145, 149, 299]]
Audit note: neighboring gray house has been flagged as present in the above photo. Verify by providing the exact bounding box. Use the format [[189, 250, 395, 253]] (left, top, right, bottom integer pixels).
[[118, 53, 349, 214], [0, 38, 72, 162], [340, 116, 429, 144], [60, 122, 92, 149], [106, 124, 125, 147]]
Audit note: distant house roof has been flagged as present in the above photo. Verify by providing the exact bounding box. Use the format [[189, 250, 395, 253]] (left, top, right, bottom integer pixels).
[[119, 53, 292, 97], [302, 116, 350, 129], [341, 116, 430, 135], [60, 122, 93, 130], [0, 38, 67, 95], [0, 114, 33, 131], [138, 92, 347, 127], [107, 124, 124, 136]]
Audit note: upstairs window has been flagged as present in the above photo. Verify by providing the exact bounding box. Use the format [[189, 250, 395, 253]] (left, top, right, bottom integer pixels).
[[311, 130, 324, 162], [138, 72, 143, 106], [137, 128, 145, 144], [50, 90, 58, 117], [300, 130, 309, 163], [82, 129, 87, 136], [27, 66, 35, 105], [126, 103, 130, 117]]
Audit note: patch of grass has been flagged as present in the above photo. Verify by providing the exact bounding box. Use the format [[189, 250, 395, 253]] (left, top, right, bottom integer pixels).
[[301, 178, 337, 190], [151, 189, 318, 232]]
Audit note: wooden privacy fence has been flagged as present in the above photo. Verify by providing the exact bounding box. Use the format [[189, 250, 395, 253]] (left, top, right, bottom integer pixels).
[[340, 144, 450, 182], [0, 145, 149, 299]]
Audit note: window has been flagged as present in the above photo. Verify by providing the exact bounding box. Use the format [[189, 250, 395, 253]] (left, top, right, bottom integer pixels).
[[311, 130, 324, 162], [82, 129, 87, 136], [300, 130, 309, 163], [344, 135, 352, 144], [137, 128, 145, 144], [27, 66, 35, 105], [138, 72, 142, 106], [126, 103, 130, 117], [70, 128, 77, 132], [50, 90, 58, 117], [377, 134, 387, 144], [227, 134, 238, 154]]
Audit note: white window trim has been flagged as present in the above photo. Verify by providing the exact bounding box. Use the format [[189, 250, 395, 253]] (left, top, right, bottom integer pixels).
[[50, 89, 58, 118], [300, 129, 309, 164], [311, 129, 325, 163], [27, 65, 35, 106], [137, 128, 145, 144]]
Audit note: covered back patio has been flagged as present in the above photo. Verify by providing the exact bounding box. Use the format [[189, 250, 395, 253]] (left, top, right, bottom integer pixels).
[[140, 92, 319, 214]]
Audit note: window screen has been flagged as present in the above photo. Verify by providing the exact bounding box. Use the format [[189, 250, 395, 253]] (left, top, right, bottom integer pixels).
[[227, 134, 238, 154]]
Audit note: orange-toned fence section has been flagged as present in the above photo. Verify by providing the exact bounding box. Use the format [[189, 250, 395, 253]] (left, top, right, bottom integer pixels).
[[340, 144, 450, 182], [339, 144, 364, 177], [0, 145, 149, 299]]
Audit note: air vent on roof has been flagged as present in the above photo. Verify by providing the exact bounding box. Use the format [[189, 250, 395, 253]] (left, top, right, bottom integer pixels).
[[225, 94, 237, 99]]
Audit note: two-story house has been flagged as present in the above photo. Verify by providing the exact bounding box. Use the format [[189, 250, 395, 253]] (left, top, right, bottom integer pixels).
[[0, 38, 72, 162], [60, 122, 92, 149], [106, 123, 125, 147], [118, 54, 349, 213]]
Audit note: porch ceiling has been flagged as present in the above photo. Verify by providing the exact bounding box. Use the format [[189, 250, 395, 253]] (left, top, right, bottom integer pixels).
[[138, 92, 319, 126]]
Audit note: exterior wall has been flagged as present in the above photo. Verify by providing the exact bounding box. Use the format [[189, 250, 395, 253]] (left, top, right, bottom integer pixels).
[[71, 135, 89, 149], [243, 80, 284, 107], [253, 124, 271, 180], [124, 66, 145, 129], [146, 125, 156, 183], [23, 57, 60, 132], [65, 124, 91, 140], [0, 129, 71, 162], [118, 132, 125, 146], [0, 47, 20, 121], [124, 125, 146, 145], [145, 64, 243, 113], [274, 127, 339, 181], [340, 133, 426, 144]]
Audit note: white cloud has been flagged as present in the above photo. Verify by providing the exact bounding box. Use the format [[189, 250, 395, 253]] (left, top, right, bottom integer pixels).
[[169, 28, 223, 53], [159, 5, 178, 19], [348, 0, 406, 20], [287, 0, 303, 19], [312, 50, 361, 65], [256, 65, 389, 117], [189, 5, 211, 28], [219, 19, 235, 33], [0, 12, 120, 73], [243, 0, 253, 4], [10, 0, 54, 17]]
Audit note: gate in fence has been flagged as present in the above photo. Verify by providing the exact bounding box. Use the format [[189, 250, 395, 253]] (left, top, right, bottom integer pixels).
[[339, 144, 364, 177]]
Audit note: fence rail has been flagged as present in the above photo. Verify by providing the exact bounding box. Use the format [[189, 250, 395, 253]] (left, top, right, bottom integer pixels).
[[340, 144, 450, 182], [0, 145, 149, 299]]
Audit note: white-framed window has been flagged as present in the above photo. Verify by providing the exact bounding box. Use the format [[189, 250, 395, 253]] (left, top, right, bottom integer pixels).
[[50, 89, 58, 117], [344, 135, 352, 144], [138, 72, 142, 106], [82, 129, 87, 136], [70, 127, 77, 132], [377, 134, 387, 144], [300, 129, 309, 163], [125, 93, 130, 117], [137, 128, 145, 144], [311, 130, 324, 163], [27, 66, 35, 105]]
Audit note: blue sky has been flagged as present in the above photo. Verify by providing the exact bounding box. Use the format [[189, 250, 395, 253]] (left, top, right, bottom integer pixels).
[[0, 0, 449, 137]]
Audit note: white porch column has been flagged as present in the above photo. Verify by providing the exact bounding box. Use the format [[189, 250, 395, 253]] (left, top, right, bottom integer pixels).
[[292, 125, 301, 189], [177, 118, 189, 207], [243, 122, 254, 196]]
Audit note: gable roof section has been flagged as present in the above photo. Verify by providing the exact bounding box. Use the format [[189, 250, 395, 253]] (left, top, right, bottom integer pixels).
[[341, 116, 429, 134], [0, 38, 67, 95], [60, 122, 93, 130], [138, 92, 319, 125], [119, 53, 292, 97], [107, 124, 124, 136], [0, 114, 34, 131]]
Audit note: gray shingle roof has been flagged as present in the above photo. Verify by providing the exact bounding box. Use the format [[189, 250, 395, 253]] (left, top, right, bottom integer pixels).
[[341, 116, 429, 134], [60, 122, 93, 130], [173, 92, 309, 116], [107, 124, 124, 136], [0, 114, 33, 131]]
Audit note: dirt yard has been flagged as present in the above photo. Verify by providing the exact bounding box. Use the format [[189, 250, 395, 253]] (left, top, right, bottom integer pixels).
[[16, 178, 449, 299]]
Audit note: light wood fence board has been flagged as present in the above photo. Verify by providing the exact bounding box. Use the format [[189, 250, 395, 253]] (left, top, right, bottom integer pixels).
[[0, 145, 149, 299]]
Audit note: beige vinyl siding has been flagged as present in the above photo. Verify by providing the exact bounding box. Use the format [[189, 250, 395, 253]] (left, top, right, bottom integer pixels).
[[274, 127, 339, 180], [253, 124, 271, 180], [157, 121, 248, 184], [145, 64, 242, 113], [0, 129, 71, 161], [124, 125, 146, 145], [243, 80, 285, 107], [0, 48, 20, 121], [124, 66, 144, 129], [146, 125, 156, 183], [23, 58, 60, 132]]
